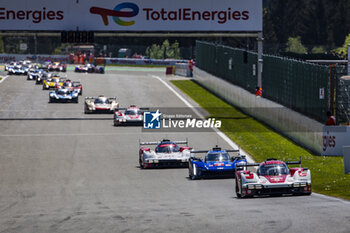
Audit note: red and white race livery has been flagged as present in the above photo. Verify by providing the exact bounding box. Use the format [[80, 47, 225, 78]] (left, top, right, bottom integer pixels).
[[84, 95, 119, 114], [57, 80, 83, 95], [235, 158, 311, 198], [48, 62, 66, 72], [139, 139, 192, 168], [113, 105, 149, 126]]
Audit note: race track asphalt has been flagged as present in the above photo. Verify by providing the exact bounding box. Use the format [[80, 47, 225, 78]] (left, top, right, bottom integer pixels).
[[0, 69, 350, 233]]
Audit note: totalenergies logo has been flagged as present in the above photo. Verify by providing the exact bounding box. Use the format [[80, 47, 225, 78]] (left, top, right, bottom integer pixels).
[[90, 2, 139, 26]]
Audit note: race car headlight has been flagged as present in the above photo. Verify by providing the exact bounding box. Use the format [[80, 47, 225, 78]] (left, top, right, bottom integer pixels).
[[248, 184, 262, 189], [148, 159, 158, 163], [300, 182, 307, 187], [293, 183, 300, 187]]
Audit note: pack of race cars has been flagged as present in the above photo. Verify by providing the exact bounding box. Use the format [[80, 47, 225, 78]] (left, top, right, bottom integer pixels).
[[3, 60, 312, 198]]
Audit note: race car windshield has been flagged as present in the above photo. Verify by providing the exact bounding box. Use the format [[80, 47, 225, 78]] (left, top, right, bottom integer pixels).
[[156, 144, 179, 153], [125, 110, 141, 115], [64, 82, 72, 87], [95, 99, 109, 104], [206, 152, 230, 162], [258, 164, 289, 176], [57, 89, 70, 95]]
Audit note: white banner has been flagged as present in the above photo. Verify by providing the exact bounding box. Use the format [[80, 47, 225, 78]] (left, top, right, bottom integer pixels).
[[0, 54, 69, 63], [322, 126, 350, 156], [0, 0, 262, 31]]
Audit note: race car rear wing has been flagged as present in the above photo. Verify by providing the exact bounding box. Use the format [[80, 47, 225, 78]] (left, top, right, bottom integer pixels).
[[115, 107, 150, 111], [191, 149, 240, 154], [139, 139, 188, 147], [236, 157, 302, 168], [85, 96, 117, 100], [285, 157, 302, 165]]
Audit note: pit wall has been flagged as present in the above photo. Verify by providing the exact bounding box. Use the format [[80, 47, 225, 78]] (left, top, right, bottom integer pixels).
[[194, 67, 323, 154]]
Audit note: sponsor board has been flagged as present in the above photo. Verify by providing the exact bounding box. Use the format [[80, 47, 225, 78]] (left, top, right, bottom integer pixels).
[[0, 0, 262, 31], [322, 126, 350, 156], [0, 54, 69, 63]]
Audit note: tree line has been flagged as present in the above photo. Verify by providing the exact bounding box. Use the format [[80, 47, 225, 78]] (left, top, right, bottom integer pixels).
[[263, 0, 350, 56]]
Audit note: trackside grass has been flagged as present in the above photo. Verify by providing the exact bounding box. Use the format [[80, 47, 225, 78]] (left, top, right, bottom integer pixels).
[[171, 80, 350, 200]]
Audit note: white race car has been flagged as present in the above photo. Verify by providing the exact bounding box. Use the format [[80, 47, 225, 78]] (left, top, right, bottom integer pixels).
[[114, 105, 149, 126], [8, 65, 27, 75], [4, 61, 17, 71], [139, 139, 192, 168], [84, 95, 119, 114], [27, 69, 43, 80], [235, 158, 311, 198]]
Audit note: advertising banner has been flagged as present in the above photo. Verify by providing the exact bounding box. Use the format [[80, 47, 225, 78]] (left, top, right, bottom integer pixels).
[[0, 54, 69, 63], [322, 126, 350, 156], [0, 0, 262, 31]]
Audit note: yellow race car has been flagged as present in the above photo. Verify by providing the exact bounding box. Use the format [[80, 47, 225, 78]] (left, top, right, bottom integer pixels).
[[43, 76, 66, 90]]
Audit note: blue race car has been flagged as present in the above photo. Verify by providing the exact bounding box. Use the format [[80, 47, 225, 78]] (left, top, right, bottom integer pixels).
[[188, 146, 247, 180], [7, 65, 27, 75], [49, 88, 79, 103]]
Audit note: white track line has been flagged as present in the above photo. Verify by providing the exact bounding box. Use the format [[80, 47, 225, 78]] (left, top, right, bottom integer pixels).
[[151, 75, 254, 163], [311, 193, 350, 204], [0, 75, 9, 84]]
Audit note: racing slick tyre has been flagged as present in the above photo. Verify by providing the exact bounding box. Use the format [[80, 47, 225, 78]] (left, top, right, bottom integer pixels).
[[49, 97, 54, 103], [84, 105, 90, 114], [74, 99, 78, 104], [189, 164, 198, 180], [79, 89, 83, 96], [139, 156, 144, 169], [235, 180, 241, 198]]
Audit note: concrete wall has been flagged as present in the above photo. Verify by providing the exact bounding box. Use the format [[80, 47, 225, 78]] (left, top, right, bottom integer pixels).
[[174, 63, 191, 77], [194, 67, 324, 154]]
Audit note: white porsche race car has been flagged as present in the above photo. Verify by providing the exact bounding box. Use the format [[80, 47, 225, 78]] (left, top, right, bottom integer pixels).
[[139, 139, 192, 168], [235, 158, 311, 198], [114, 105, 149, 126], [84, 95, 119, 114]]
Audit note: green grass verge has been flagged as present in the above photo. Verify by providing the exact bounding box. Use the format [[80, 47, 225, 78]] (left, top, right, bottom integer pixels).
[[171, 80, 350, 200]]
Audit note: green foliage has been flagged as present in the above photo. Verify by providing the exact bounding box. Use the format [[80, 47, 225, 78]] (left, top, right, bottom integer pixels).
[[52, 43, 68, 55], [333, 33, 350, 58], [311, 46, 326, 54], [264, 0, 350, 53], [172, 79, 350, 200], [285, 36, 307, 54], [145, 40, 181, 59]]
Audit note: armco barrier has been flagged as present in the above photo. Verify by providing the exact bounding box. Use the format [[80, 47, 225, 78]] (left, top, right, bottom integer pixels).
[[174, 63, 191, 77], [194, 67, 324, 154]]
